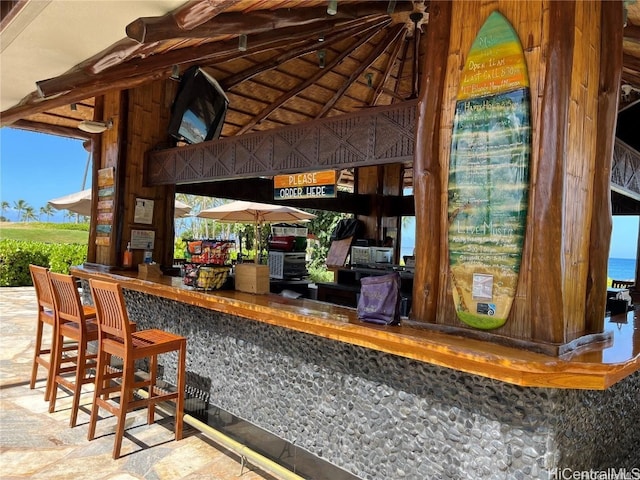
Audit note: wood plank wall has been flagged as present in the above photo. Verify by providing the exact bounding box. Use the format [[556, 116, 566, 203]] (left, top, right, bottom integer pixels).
[[413, 0, 621, 348], [93, 90, 124, 266], [90, 80, 177, 268], [122, 81, 177, 267]]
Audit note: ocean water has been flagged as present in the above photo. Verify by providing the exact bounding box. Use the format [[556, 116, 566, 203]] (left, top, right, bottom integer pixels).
[[608, 257, 636, 281]]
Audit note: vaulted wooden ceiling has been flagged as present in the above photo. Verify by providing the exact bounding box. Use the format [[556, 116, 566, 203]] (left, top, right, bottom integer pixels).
[[2, 0, 640, 140], [1, 0, 429, 140]]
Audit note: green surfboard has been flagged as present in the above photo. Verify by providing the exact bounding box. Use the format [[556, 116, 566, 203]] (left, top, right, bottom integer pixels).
[[447, 11, 531, 330]]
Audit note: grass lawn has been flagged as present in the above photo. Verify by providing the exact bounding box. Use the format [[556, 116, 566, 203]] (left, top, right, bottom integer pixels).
[[0, 222, 88, 244]]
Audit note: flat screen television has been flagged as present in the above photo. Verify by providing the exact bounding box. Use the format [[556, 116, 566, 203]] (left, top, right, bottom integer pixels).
[[168, 66, 229, 144]]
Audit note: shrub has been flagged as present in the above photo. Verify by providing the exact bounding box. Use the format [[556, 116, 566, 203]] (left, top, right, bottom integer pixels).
[[44, 243, 87, 274], [0, 240, 49, 286], [307, 265, 334, 284], [0, 239, 87, 286]]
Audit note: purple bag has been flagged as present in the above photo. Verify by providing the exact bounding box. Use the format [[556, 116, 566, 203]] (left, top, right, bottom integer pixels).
[[357, 272, 402, 325]]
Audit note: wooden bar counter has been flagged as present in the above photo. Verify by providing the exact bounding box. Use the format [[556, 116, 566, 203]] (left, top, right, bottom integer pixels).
[[71, 266, 640, 390]]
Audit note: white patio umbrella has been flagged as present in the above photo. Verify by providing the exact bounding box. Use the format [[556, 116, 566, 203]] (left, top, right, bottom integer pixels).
[[196, 200, 315, 263], [48, 189, 192, 218]]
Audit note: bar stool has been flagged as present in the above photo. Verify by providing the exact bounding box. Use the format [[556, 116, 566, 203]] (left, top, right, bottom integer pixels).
[[28, 264, 58, 400], [29, 265, 88, 400], [88, 279, 186, 459], [48, 272, 99, 427]]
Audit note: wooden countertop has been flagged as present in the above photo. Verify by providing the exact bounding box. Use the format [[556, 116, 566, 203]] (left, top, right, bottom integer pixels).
[[72, 266, 640, 390]]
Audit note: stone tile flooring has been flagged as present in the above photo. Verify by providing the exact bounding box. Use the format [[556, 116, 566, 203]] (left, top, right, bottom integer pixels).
[[0, 287, 276, 480]]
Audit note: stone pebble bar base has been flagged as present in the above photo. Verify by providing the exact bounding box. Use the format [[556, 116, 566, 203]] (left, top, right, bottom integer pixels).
[[118, 289, 640, 479]]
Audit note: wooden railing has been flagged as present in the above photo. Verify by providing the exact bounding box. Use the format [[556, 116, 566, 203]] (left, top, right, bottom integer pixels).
[[612, 139, 640, 200]]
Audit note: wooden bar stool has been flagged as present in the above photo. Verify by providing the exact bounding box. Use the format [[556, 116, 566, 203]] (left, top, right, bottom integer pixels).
[[48, 272, 99, 427], [88, 279, 186, 459], [28, 264, 57, 400], [28, 265, 84, 400]]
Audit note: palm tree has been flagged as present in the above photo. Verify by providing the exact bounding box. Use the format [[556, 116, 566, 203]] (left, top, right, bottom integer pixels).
[[23, 206, 37, 222], [40, 204, 55, 222], [13, 199, 29, 222], [1, 201, 9, 218]]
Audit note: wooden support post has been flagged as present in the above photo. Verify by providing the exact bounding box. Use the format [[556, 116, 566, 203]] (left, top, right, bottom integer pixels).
[[412, 1, 621, 354]]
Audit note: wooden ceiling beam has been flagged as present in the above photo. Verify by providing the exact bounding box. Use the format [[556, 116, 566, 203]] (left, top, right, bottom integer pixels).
[[34, 16, 376, 101], [623, 23, 640, 41], [173, 0, 242, 31], [10, 119, 92, 140], [316, 24, 405, 119], [88, 39, 160, 75], [622, 70, 640, 87], [410, 14, 423, 99], [623, 53, 640, 72], [396, 36, 412, 98], [126, 2, 413, 44], [220, 15, 390, 90], [235, 20, 391, 135], [0, 0, 28, 30], [372, 28, 407, 105]]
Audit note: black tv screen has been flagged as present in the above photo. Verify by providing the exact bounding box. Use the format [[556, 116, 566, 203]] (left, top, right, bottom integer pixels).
[[168, 66, 229, 144]]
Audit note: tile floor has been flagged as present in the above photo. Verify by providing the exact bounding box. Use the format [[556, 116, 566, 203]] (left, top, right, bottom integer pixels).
[[0, 286, 277, 480]]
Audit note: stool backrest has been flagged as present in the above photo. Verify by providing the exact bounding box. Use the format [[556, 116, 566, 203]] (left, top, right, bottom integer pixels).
[[89, 279, 134, 345], [29, 264, 54, 312], [49, 272, 86, 325]]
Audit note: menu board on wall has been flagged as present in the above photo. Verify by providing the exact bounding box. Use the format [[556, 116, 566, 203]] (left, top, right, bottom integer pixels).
[[95, 167, 115, 246], [447, 11, 531, 330]]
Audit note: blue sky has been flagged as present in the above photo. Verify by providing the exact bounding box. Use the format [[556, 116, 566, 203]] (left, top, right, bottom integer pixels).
[[1, 128, 90, 222], [0, 127, 638, 259]]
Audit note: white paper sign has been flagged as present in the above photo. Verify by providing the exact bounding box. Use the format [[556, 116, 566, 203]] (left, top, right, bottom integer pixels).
[[134, 198, 154, 224], [472, 273, 494, 300], [131, 230, 155, 250]]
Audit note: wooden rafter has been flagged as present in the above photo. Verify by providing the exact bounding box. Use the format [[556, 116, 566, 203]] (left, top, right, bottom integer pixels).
[[623, 53, 640, 73], [171, 0, 242, 31], [395, 36, 412, 98], [34, 15, 388, 101], [624, 23, 640, 41], [234, 20, 391, 134], [371, 28, 408, 105], [410, 15, 424, 98], [126, 3, 412, 44], [220, 16, 389, 90], [316, 24, 406, 118], [10, 119, 92, 140]]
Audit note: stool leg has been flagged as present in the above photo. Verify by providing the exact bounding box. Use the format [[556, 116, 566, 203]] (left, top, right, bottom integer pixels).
[[175, 341, 186, 441], [29, 315, 45, 390], [48, 329, 63, 414], [102, 353, 112, 400], [113, 357, 134, 459], [147, 355, 157, 425], [69, 340, 87, 427], [44, 326, 57, 402], [87, 347, 107, 441]]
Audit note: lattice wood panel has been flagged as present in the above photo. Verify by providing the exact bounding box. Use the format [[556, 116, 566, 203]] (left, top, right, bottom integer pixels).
[[146, 101, 417, 185], [612, 139, 640, 197]]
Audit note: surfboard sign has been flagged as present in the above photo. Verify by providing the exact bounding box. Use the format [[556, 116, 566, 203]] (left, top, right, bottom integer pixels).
[[447, 11, 531, 330]]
